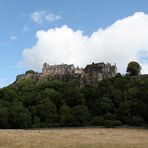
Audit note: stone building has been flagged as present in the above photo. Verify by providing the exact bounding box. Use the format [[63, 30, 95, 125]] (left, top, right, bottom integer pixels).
[[82, 62, 117, 86], [16, 62, 117, 86], [42, 63, 75, 76]]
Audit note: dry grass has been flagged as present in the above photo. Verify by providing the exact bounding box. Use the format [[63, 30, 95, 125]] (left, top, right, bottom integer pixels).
[[0, 128, 147, 148]]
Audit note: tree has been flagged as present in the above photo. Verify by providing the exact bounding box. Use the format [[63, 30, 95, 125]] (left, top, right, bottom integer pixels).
[[126, 61, 141, 76], [9, 102, 31, 128], [70, 105, 90, 126], [60, 105, 72, 126], [0, 107, 9, 128], [26, 70, 35, 74], [62, 82, 85, 107], [91, 116, 104, 126], [36, 99, 57, 127], [41, 88, 62, 110], [97, 97, 113, 115]]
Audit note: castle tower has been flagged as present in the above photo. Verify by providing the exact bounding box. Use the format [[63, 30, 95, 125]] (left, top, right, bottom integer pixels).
[[42, 62, 49, 75]]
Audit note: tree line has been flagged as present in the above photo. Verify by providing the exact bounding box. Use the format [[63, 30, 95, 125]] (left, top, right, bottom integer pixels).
[[0, 61, 147, 128]]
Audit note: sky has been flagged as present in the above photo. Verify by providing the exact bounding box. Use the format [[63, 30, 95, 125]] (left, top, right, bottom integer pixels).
[[1, 0, 148, 87]]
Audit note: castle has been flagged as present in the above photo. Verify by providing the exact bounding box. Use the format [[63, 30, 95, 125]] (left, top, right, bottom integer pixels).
[[16, 62, 117, 86]]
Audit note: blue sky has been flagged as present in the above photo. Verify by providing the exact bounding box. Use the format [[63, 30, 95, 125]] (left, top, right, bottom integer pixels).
[[1, 0, 148, 87]]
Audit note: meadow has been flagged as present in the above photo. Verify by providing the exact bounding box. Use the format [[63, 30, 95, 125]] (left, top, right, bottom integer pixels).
[[0, 128, 147, 148]]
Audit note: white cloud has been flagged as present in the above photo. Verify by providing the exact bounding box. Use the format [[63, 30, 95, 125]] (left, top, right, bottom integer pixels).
[[30, 10, 61, 24], [22, 12, 148, 74], [10, 36, 18, 40]]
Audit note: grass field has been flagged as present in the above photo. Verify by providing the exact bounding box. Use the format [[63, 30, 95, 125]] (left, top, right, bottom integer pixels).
[[0, 128, 148, 148]]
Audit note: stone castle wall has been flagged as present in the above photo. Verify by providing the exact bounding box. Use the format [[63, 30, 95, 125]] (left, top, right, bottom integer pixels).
[[42, 63, 75, 76], [82, 62, 117, 86], [16, 62, 117, 86]]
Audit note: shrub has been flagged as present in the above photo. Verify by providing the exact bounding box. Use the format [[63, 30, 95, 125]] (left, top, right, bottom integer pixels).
[[91, 116, 104, 126]]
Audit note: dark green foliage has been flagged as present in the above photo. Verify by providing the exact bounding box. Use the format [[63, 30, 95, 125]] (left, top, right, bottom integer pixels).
[[0, 74, 148, 128], [70, 105, 90, 126], [36, 99, 57, 127], [126, 61, 141, 76], [26, 70, 35, 74], [0, 107, 9, 128], [60, 105, 72, 126], [8, 102, 31, 128], [104, 120, 122, 128], [62, 82, 85, 107], [91, 116, 104, 126], [97, 97, 113, 115]]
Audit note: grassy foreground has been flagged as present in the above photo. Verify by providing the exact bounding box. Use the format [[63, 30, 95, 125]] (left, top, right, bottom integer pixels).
[[0, 128, 148, 148]]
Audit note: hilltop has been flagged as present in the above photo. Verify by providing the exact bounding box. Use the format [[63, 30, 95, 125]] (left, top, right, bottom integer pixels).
[[0, 73, 148, 128], [0, 61, 147, 128], [15, 62, 117, 87]]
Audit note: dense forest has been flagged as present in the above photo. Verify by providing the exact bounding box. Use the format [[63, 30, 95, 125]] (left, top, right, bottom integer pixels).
[[0, 61, 148, 128]]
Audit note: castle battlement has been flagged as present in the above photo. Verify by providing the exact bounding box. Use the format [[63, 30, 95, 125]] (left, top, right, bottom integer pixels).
[[42, 63, 75, 76], [16, 62, 117, 86]]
